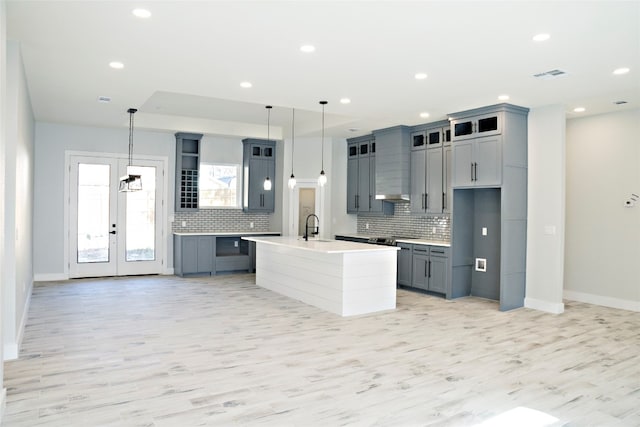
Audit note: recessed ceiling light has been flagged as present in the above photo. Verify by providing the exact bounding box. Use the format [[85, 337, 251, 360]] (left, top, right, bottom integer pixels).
[[498, 94, 510, 101], [573, 107, 586, 113], [414, 73, 428, 80], [533, 33, 551, 42], [419, 112, 430, 118], [109, 61, 124, 69], [132, 8, 151, 18], [613, 67, 630, 75], [240, 81, 252, 88], [340, 98, 351, 104], [300, 45, 315, 53]]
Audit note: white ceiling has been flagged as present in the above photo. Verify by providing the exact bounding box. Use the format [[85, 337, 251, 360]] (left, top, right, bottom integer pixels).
[[6, 0, 640, 138]]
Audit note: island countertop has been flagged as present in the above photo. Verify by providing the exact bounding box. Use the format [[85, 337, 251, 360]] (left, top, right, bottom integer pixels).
[[174, 231, 280, 236], [242, 235, 400, 254]]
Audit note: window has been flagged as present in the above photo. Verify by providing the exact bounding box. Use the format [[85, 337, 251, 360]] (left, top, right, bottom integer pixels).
[[199, 163, 240, 208]]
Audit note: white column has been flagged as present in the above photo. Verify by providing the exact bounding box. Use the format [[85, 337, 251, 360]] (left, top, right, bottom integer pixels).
[[525, 105, 566, 313]]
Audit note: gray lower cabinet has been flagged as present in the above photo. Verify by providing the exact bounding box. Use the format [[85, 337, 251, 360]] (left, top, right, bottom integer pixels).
[[396, 243, 412, 286], [405, 244, 450, 295], [174, 235, 215, 276]]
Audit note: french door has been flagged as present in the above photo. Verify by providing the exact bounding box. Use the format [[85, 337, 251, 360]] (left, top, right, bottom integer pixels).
[[69, 155, 164, 278]]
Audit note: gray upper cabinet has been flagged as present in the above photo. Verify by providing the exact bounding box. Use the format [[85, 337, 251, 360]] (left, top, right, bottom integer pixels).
[[443, 145, 452, 213], [451, 135, 502, 187], [409, 121, 451, 214], [346, 136, 393, 215], [175, 132, 203, 211], [451, 111, 502, 141], [242, 138, 276, 213]]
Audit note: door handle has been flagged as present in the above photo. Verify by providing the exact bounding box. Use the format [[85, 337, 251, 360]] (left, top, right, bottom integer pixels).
[[109, 230, 117, 235]]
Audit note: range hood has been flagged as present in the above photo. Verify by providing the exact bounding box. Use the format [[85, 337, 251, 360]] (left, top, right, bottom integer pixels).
[[373, 125, 411, 202]]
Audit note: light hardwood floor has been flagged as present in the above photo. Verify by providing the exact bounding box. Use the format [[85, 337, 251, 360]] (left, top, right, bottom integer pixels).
[[3, 274, 639, 426]]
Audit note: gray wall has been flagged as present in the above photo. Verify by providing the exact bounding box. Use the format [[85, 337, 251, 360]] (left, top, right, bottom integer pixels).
[[564, 109, 640, 310]]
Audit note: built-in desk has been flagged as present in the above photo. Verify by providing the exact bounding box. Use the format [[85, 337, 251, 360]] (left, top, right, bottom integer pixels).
[[173, 232, 280, 277]]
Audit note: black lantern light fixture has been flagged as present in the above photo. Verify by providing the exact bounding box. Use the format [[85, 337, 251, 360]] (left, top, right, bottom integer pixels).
[[288, 108, 297, 190], [118, 108, 142, 192], [263, 105, 273, 191]]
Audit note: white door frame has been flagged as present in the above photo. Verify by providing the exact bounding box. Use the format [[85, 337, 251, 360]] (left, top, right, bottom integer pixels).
[[64, 150, 170, 278], [288, 179, 325, 238]]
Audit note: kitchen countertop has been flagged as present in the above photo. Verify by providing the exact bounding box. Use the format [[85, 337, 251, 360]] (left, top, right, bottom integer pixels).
[[334, 234, 450, 248], [173, 231, 280, 236], [243, 236, 400, 254]]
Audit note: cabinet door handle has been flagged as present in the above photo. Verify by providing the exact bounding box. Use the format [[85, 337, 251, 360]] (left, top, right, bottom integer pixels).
[[471, 163, 474, 181], [424, 260, 428, 277], [428, 260, 432, 278], [442, 192, 445, 210], [369, 195, 372, 209], [425, 193, 428, 209], [474, 162, 478, 181], [356, 194, 359, 209]]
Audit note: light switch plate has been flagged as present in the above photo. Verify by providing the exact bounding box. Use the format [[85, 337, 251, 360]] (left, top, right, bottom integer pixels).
[[482, 227, 487, 236]]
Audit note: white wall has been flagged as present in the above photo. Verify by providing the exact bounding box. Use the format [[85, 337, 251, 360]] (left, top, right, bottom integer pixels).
[[525, 105, 566, 314], [0, 0, 8, 412], [3, 40, 35, 360], [33, 123, 175, 278], [564, 109, 640, 311], [279, 135, 355, 239]]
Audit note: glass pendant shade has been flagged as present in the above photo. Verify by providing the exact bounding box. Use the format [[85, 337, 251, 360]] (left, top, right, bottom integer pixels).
[[318, 170, 327, 186], [288, 174, 297, 190], [119, 108, 142, 192]]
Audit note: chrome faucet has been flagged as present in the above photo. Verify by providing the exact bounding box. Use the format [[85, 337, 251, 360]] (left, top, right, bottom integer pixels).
[[304, 214, 319, 241]]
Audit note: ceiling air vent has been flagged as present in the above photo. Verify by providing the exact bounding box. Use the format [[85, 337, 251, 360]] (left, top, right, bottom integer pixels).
[[533, 69, 569, 80], [613, 100, 628, 105], [97, 96, 111, 103]]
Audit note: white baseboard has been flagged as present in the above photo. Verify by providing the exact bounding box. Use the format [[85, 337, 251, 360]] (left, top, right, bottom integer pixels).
[[163, 268, 174, 275], [564, 290, 640, 312], [0, 387, 6, 424], [34, 273, 68, 282], [3, 344, 18, 361], [524, 297, 565, 314]]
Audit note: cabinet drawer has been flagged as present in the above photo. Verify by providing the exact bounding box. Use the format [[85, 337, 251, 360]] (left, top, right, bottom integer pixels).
[[216, 255, 250, 272]]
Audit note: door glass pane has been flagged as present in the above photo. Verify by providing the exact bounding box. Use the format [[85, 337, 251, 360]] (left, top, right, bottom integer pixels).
[[77, 163, 111, 263], [125, 166, 156, 261]]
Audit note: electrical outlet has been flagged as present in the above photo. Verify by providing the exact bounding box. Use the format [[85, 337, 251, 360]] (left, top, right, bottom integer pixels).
[[432, 227, 436, 234], [181, 221, 186, 227], [250, 222, 254, 229], [366, 223, 369, 230], [482, 227, 488, 236], [234, 240, 239, 247]]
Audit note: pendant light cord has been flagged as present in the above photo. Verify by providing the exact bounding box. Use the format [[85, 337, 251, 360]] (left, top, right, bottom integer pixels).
[[127, 108, 137, 167], [291, 108, 295, 174], [321, 103, 325, 170]]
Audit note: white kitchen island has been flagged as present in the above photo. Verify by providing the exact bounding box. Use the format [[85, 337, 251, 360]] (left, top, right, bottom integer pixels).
[[242, 236, 399, 317]]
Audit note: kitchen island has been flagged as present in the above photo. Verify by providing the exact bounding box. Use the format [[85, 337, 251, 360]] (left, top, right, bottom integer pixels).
[[242, 236, 399, 316]]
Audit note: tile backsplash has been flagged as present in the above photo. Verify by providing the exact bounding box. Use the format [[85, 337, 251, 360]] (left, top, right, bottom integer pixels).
[[173, 209, 270, 233], [356, 202, 450, 241]]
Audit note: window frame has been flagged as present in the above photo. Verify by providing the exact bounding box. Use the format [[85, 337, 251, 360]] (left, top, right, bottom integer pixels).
[[198, 162, 241, 209]]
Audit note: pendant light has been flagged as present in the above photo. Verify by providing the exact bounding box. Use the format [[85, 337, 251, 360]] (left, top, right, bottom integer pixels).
[[318, 100, 328, 187], [118, 108, 142, 192], [263, 105, 273, 191], [288, 108, 297, 190]]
